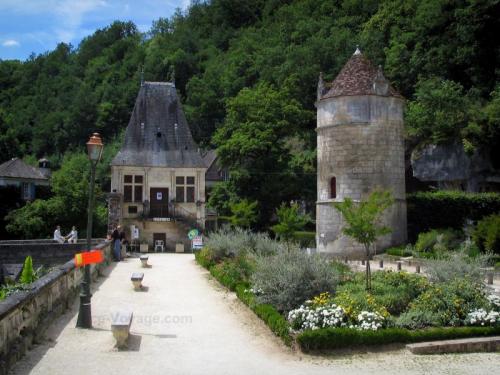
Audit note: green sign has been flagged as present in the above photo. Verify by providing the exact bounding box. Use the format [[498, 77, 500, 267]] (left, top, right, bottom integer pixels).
[[188, 229, 199, 240]]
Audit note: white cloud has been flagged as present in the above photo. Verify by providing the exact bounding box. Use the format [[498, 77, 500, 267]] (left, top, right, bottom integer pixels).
[[54, 0, 108, 42], [2, 39, 20, 47]]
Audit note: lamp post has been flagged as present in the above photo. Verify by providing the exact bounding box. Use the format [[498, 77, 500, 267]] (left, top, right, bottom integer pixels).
[[76, 133, 104, 329]]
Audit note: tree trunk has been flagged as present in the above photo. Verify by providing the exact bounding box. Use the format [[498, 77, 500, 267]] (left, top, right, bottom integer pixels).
[[365, 244, 372, 291]]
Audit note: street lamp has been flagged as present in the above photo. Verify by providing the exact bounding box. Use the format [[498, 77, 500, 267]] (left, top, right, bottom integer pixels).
[[76, 133, 104, 329]]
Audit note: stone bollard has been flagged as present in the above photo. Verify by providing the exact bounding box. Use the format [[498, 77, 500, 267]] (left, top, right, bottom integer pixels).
[[415, 264, 421, 274], [487, 271, 494, 285], [379, 259, 383, 268], [397, 261, 402, 271]]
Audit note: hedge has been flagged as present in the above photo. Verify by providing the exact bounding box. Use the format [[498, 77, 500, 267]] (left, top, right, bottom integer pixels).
[[195, 253, 292, 346], [297, 326, 500, 352], [407, 191, 500, 241]]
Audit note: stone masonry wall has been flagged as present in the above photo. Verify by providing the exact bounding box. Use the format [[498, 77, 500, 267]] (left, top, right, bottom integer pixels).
[[0, 241, 112, 375]]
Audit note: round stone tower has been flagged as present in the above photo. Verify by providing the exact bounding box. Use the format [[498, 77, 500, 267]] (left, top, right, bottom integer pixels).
[[316, 48, 407, 256]]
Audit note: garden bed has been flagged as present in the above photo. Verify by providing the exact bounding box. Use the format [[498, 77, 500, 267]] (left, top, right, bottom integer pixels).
[[195, 228, 500, 353]]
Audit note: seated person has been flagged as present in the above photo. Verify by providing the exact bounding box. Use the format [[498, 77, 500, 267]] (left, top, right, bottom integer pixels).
[[53, 226, 65, 244], [66, 226, 78, 244]]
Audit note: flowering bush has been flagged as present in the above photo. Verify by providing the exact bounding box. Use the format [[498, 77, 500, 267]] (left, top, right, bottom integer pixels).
[[288, 301, 347, 332], [355, 311, 385, 330], [465, 309, 500, 326], [288, 293, 387, 332], [487, 294, 500, 310]]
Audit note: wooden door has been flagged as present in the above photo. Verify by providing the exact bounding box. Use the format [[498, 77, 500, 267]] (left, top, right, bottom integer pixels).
[[150, 188, 169, 217]]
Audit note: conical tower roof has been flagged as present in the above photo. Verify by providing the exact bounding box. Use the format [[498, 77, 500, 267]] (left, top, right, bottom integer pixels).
[[321, 48, 403, 99], [111, 82, 205, 168]]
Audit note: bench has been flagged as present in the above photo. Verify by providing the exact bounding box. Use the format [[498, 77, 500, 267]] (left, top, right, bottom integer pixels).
[[111, 311, 133, 349], [131, 272, 144, 290], [139, 255, 149, 268]]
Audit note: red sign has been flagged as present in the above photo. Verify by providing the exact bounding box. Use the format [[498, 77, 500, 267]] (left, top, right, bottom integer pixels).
[[74, 250, 104, 267]]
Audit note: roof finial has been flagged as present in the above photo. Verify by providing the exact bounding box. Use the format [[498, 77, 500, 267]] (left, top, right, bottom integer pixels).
[[354, 45, 361, 55], [140, 66, 144, 86]]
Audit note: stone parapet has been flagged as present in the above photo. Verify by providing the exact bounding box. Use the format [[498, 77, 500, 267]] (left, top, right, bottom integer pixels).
[[0, 241, 112, 375]]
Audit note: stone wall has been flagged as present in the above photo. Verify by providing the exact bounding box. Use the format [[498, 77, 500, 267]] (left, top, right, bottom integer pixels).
[[0, 239, 103, 266], [0, 241, 112, 375]]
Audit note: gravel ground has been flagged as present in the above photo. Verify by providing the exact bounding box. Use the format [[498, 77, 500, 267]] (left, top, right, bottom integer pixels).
[[9, 253, 500, 375]]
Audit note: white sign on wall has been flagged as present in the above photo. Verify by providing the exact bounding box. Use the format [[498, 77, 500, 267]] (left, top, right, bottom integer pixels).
[[131, 225, 139, 240], [192, 235, 203, 249], [156, 192, 163, 200]]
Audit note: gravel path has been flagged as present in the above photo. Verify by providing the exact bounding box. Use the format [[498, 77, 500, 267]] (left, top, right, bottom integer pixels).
[[9, 254, 500, 375]]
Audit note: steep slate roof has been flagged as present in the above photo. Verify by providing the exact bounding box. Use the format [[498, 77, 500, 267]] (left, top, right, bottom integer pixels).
[[0, 158, 48, 180], [321, 48, 403, 99], [111, 82, 206, 168]]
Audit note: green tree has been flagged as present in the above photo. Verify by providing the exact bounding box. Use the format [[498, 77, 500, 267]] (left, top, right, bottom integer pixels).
[[226, 199, 258, 228], [271, 202, 311, 242], [333, 190, 394, 291]]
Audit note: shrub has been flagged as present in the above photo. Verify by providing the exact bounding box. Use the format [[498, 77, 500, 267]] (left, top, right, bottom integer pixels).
[[20, 256, 35, 284], [385, 246, 413, 257], [424, 249, 490, 283], [407, 191, 500, 241], [251, 247, 340, 312], [210, 256, 254, 291], [296, 326, 500, 352], [395, 309, 442, 329], [195, 248, 215, 268], [288, 301, 348, 332], [205, 227, 282, 261], [414, 228, 462, 255], [402, 277, 489, 327], [473, 214, 500, 254], [335, 271, 429, 316]]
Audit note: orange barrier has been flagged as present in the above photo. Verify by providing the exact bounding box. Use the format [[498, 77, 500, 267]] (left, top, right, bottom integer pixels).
[[74, 250, 104, 267]]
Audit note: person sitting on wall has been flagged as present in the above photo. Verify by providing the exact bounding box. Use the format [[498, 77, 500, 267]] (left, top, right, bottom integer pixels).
[[111, 225, 121, 261], [66, 226, 78, 244], [53, 226, 65, 244]]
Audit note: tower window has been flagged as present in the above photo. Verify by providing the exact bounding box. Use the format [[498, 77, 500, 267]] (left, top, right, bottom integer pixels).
[[330, 177, 337, 199]]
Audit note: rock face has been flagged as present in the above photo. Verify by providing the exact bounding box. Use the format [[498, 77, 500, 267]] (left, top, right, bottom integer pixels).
[[411, 143, 496, 192], [316, 49, 407, 257]]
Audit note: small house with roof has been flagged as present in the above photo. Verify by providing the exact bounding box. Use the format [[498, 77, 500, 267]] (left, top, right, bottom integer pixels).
[[0, 158, 50, 201], [109, 81, 219, 251]]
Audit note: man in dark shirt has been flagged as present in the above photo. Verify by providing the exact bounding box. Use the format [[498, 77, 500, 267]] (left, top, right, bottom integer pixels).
[[111, 225, 121, 261]]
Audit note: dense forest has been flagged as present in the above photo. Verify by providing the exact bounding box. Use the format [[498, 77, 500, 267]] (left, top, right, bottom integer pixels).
[[1, 0, 499, 237]]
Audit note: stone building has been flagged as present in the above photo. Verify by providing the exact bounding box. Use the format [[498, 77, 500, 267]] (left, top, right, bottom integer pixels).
[[109, 81, 211, 251], [316, 48, 407, 256]]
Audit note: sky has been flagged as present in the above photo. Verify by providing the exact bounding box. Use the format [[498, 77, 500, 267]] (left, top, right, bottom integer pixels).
[[0, 0, 190, 61]]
